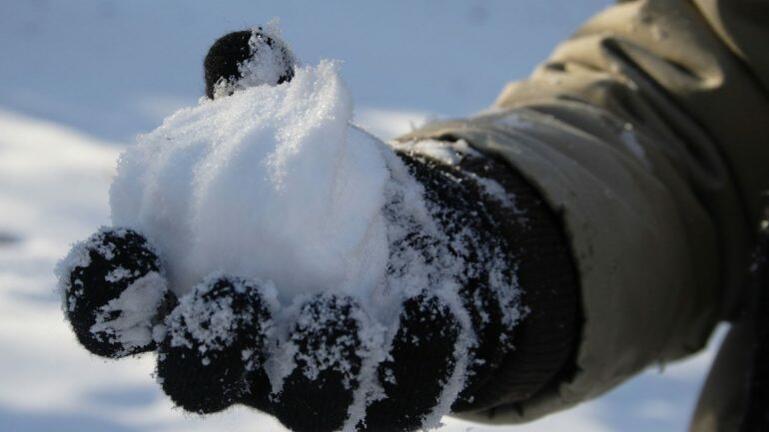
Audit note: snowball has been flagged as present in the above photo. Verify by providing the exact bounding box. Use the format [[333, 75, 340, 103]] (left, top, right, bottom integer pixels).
[[111, 60, 390, 303]]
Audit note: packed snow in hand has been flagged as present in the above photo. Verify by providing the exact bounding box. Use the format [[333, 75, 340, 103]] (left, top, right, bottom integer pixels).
[[111, 60, 390, 302]]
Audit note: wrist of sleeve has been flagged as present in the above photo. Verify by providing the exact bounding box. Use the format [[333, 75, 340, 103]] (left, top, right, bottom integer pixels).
[[396, 102, 722, 423]]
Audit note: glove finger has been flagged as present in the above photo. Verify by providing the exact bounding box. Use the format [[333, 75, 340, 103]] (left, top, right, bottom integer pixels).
[[274, 294, 365, 432], [156, 274, 274, 414], [57, 227, 172, 358], [204, 28, 296, 99], [361, 292, 462, 432]]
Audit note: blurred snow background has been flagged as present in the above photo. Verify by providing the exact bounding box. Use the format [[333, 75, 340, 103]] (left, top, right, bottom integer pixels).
[[0, 1, 727, 431]]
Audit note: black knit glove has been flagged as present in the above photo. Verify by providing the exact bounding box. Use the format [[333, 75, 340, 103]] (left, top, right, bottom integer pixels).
[[57, 151, 578, 432], [56, 30, 580, 432]]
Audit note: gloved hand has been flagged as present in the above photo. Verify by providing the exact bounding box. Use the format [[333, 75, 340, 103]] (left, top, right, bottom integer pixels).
[[56, 29, 580, 432]]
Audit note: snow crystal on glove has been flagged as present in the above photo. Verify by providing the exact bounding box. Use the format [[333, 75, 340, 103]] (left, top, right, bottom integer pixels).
[[90, 272, 168, 356]]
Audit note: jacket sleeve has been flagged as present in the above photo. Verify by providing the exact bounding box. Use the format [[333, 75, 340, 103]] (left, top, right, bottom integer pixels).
[[397, 0, 769, 428]]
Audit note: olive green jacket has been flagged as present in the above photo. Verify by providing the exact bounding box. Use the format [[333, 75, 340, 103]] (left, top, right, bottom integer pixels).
[[399, 1, 769, 430]]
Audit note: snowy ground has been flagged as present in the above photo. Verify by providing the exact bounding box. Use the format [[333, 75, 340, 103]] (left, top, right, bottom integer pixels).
[[0, 1, 727, 431]]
